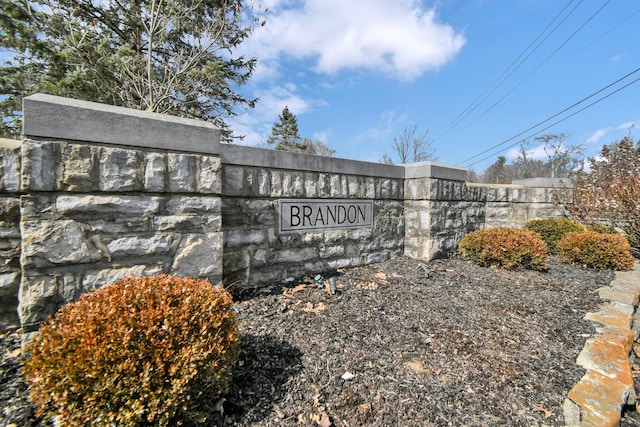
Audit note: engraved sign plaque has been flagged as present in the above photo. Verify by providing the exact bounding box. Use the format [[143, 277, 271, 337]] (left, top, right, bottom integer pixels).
[[279, 199, 374, 233]]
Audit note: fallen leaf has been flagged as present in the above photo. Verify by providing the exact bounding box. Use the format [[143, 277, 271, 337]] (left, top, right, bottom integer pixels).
[[302, 302, 326, 314], [532, 405, 553, 419], [356, 281, 378, 290], [4, 348, 21, 359], [310, 411, 332, 427], [404, 359, 427, 373], [274, 405, 285, 419], [358, 402, 372, 415], [282, 283, 307, 298]]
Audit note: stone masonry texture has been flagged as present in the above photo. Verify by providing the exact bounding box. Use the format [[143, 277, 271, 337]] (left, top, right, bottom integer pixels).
[[0, 95, 571, 336], [564, 264, 640, 426]]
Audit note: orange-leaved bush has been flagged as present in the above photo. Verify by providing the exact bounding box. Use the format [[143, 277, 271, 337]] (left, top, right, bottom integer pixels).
[[458, 227, 548, 271], [557, 231, 635, 270], [23, 275, 240, 427]]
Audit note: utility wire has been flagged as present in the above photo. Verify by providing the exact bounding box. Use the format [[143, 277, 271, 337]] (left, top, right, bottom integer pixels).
[[460, 66, 640, 166], [463, 74, 640, 168], [571, 7, 640, 58], [457, 0, 612, 135], [437, 0, 581, 140]]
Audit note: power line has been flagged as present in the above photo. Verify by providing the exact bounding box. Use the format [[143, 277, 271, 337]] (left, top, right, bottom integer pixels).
[[464, 74, 640, 168], [457, 0, 612, 135], [436, 0, 582, 140], [571, 7, 640, 58], [460, 66, 640, 167]]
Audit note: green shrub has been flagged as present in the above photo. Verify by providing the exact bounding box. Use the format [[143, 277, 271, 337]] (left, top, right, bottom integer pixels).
[[458, 227, 548, 271], [525, 218, 586, 254], [557, 231, 635, 270], [586, 223, 619, 234], [23, 275, 240, 427]]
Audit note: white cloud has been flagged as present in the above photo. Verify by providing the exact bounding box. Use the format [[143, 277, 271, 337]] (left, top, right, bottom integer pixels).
[[617, 120, 639, 133], [505, 144, 548, 161], [586, 128, 609, 145], [230, 83, 328, 146], [248, 0, 465, 81], [312, 129, 331, 143], [365, 109, 408, 140]]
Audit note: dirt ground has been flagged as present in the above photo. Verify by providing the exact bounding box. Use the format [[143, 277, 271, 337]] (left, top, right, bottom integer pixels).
[[4, 255, 640, 426]]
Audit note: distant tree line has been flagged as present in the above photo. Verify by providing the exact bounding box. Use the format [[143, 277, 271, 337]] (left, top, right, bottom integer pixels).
[[473, 133, 584, 184]]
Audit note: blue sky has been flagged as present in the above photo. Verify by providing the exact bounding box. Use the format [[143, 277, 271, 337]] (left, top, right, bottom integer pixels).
[[234, 0, 640, 172]]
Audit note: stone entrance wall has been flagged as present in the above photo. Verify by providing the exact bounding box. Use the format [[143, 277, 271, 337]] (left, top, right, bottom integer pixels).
[[0, 94, 570, 334]]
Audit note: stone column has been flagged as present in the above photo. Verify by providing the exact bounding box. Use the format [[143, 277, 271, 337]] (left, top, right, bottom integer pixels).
[[0, 139, 22, 332], [403, 162, 471, 261]]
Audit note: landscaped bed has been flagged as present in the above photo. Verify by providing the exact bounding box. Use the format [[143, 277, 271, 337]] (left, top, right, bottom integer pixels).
[[2, 255, 640, 426]]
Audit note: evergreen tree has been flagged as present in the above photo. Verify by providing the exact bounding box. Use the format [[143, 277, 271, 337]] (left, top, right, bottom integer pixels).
[[0, 0, 263, 140], [267, 106, 306, 152], [266, 106, 335, 156]]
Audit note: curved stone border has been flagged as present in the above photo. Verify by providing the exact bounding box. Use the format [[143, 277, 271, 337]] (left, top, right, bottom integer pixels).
[[563, 264, 640, 426]]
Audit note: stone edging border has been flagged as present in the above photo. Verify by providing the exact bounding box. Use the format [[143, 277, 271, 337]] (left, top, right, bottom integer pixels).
[[563, 264, 640, 426]]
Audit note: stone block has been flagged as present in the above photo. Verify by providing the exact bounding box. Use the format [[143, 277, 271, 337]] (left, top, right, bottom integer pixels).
[[21, 141, 58, 191], [165, 196, 221, 215], [320, 244, 344, 258], [364, 177, 375, 199], [223, 166, 244, 196], [99, 146, 144, 191], [567, 370, 629, 427], [171, 233, 222, 281], [347, 176, 360, 198], [144, 152, 166, 192], [154, 215, 203, 232], [256, 168, 270, 196], [598, 286, 639, 306], [317, 173, 330, 197], [271, 247, 317, 264], [21, 220, 105, 267], [0, 272, 20, 297], [19, 274, 66, 330], [270, 171, 283, 197], [576, 335, 635, 399], [61, 143, 101, 191], [585, 302, 635, 329], [82, 265, 163, 289], [0, 140, 21, 192], [56, 194, 161, 215], [329, 174, 341, 198], [224, 229, 266, 247], [106, 235, 174, 258], [292, 172, 304, 197], [168, 153, 197, 192], [223, 250, 250, 277], [0, 197, 20, 222], [198, 155, 221, 194]]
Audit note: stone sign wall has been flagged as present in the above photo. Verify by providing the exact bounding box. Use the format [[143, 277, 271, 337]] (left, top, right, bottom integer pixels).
[[219, 144, 405, 287], [0, 94, 570, 334]]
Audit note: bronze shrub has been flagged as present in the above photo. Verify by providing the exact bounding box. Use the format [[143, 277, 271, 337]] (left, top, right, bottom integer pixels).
[[458, 227, 548, 271], [557, 231, 635, 270], [23, 275, 240, 427]]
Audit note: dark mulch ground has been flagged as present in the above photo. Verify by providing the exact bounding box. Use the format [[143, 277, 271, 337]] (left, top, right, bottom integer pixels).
[[3, 255, 640, 426]]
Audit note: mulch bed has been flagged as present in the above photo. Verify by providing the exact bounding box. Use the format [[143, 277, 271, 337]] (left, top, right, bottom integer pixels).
[[3, 255, 640, 426]]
